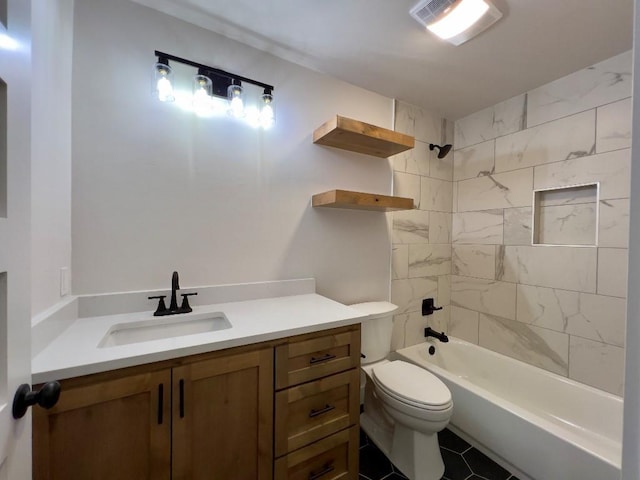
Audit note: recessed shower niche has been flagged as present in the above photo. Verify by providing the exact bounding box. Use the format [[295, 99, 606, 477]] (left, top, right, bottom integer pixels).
[[532, 183, 599, 246]]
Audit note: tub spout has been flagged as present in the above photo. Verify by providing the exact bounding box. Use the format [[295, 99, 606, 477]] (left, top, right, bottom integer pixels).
[[425, 327, 449, 343]]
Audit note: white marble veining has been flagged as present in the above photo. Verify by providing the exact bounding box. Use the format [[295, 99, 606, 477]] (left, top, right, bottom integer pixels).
[[599, 199, 630, 248], [395, 100, 441, 143], [420, 177, 453, 212], [392, 140, 430, 176], [429, 211, 452, 244], [569, 336, 625, 395], [452, 245, 496, 280], [394, 171, 421, 208], [597, 98, 632, 154], [478, 313, 569, 376], [454, 94, 526, 150], [537, 183, 597, 207], [497, 246, 597, 293], [503, 207, 532, 245], [495, 110, 596, 173], [527, 50, 632, 127], [408, 244, 451, 277], [392, 245, 409, 280], [438, 275, 451, 306], [452, 210, 503, 244], [451, 275, 516, 320], [392, 210, 430, 244], [453, 140, 495, 181], [516, 284, 626, 347], [391, 277, 439, 314], [430, 148, 454, 181], [457, 168, 533, 212], [536, 203, 597, 246], [534, 148, 631, 200], [452, 181, 459, 213], [449, 305, 479, 344], [597, 248, 628, 298], [32, 291, 366, 383]]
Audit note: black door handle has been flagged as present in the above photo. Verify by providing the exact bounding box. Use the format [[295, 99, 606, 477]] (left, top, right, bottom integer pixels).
[[12, 381, 61, 419]]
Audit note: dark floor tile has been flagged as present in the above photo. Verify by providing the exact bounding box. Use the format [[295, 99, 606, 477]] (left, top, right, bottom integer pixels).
[[441, 449, 471, 480], [391, 463, 409, 479], [438, 428, 471, 453], [380, 474, 408, 480], [463, 448, 511, 480], [509, 477, 520, 480], [359, 444, 394, 480], [360, 429, 370, 448]]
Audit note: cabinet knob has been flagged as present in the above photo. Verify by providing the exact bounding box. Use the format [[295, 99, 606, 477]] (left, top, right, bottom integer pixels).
[[12, 381, 61, 419]]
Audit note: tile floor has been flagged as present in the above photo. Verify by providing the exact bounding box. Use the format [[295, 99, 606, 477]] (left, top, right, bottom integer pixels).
[[359, 428, 520, 480]]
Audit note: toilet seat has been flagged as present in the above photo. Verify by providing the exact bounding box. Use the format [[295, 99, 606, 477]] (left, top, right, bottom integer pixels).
[[372, 360, 452, 411]]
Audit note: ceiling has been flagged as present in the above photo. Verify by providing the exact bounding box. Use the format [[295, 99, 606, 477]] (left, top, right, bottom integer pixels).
[[131, 0, 634, 120]]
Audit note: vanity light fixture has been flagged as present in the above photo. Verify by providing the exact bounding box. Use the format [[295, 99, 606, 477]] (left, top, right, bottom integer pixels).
[[153, 51, 275, 128], [153, 56, 175, 102], [227, 79, 245, 118], [192, 69, 213, 116], [410, 0, 502, 46]]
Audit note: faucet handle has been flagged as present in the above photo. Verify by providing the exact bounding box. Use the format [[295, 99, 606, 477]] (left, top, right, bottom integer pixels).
[[180, 292, 198, 313], [149, 295, 168, 316]]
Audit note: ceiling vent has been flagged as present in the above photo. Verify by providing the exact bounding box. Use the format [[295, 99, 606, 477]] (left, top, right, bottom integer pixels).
[[410, 0, 502, 46]]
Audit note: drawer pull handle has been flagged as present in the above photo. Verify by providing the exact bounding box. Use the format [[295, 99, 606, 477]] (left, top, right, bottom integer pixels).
[[308, 462, 334, 480], [309, 404, 335, 418], [157, 383, 164, 425], [309, 353, 336, 365], [179, 379, 185, 418]]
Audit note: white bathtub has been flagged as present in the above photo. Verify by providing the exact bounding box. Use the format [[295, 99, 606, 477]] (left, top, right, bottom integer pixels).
[[395, 337, 623, 480]]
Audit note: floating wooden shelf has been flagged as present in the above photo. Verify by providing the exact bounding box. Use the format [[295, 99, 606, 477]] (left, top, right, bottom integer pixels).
[[313, 115, 414, 158], [312, 190, 414, 212]]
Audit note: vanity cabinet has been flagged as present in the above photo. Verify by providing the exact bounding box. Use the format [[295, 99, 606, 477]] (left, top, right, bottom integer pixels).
[[33, 345, 273, 480], [274, 326, 361, 479], [33, 324, 360, 480]]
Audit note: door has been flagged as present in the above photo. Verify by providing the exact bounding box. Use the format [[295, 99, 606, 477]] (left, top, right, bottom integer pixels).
[[32, 368, 172, 480], [172, 347, 274, 480], [0, 0, 33, 478]]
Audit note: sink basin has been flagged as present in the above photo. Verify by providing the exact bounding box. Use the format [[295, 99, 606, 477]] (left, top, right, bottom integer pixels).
[[99, 312, 232, 348]]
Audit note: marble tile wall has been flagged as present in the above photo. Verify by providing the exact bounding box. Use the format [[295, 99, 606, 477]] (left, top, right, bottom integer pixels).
[[391, 100, 452, 349], [447, 51, 632, 395]]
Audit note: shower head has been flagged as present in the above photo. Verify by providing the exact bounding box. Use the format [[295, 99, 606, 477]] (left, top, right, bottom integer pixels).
[[429, 143, 452, 159]]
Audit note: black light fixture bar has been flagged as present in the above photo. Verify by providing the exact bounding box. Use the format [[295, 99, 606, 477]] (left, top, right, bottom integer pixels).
[[155, 50, 274, 92]]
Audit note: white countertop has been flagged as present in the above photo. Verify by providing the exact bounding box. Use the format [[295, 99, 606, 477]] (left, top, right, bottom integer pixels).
[[32, 293, 367, 384]]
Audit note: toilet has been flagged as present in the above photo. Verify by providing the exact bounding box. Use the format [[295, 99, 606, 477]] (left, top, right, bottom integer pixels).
[[351, 301, 453, 480]]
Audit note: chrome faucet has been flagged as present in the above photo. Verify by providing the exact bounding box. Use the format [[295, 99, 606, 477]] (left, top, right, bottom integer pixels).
[[424, 327, 449, 343], [148, 271, 198, 316]]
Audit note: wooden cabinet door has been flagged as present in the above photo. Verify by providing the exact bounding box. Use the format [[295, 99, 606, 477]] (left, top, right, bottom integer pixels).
[[33, 368, 171, 480], [172, 347, 274, 480]]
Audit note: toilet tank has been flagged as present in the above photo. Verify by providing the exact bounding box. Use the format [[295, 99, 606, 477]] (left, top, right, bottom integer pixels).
[[350, 301, 398, 365]]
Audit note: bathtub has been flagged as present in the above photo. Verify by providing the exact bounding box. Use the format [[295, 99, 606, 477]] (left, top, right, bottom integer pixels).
[[395, 337, 623, 480]]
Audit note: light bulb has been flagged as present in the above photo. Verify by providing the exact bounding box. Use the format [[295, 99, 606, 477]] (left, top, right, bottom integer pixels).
[[227, 83, 245, 118], [260, 92, 275, 129], [192, 73, 213, 116], [154, 60, 175, 102]]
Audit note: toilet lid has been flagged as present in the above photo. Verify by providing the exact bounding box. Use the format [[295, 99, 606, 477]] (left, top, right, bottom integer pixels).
[[372, 360, 451, 408]]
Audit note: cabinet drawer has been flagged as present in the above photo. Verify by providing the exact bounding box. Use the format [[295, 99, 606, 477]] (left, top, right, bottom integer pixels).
[[275, 369, 359, 456], [275, 326, 360, 390], [274, 426, 359, 480]]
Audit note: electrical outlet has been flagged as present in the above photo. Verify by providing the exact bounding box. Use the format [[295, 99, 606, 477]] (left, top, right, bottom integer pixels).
[[60, 267, 70, 296]]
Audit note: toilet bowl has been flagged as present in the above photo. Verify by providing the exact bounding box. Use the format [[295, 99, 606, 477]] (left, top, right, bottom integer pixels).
[[352, 302, 453, 480]]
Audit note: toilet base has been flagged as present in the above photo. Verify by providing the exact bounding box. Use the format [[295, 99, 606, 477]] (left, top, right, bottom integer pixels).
[[361, 409, 445, 480]]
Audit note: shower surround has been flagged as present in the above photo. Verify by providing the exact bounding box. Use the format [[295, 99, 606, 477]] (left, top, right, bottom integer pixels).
[[391, 50, 632, 396]]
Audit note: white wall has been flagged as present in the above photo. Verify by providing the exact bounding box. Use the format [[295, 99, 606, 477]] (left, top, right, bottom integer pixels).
[[71, 0, 395, 304], [31, 0, 74, 316]]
